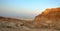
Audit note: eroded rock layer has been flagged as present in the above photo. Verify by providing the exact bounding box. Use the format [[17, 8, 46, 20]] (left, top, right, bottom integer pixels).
[[33, 7, 60, 29]]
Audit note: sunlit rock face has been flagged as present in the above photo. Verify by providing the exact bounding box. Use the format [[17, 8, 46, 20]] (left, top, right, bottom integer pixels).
[[33, 7, 60, 29]]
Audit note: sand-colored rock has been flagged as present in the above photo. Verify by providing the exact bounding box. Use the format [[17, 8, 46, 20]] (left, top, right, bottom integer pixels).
[[33, 7, 60, 29]]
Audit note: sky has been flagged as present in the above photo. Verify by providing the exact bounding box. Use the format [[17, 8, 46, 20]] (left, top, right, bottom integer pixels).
[[0, 0, 60, 19]]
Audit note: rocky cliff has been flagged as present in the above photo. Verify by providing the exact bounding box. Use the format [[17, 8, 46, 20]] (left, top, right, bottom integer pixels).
[[33, 7, 60, 29]]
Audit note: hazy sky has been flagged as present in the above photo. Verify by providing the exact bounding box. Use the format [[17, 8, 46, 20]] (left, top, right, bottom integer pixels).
[[0, 0, 60, 19]]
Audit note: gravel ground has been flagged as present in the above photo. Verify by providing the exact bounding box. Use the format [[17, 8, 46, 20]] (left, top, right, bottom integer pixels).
[[0, 28, 59, 31]]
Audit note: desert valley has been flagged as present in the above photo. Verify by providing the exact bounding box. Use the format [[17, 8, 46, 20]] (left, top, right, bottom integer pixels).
[[0, 7, 60, 31]]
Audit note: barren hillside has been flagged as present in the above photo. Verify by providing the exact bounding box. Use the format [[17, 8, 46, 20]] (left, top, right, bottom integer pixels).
[[33, 7, 60, 29], [0, 7, 60, 31]]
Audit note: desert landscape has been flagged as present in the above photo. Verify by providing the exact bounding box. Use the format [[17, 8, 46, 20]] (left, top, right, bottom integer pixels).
[[0, 7, 60, 31]]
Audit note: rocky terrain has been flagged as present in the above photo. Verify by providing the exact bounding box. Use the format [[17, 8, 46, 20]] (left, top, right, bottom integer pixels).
[[0, 7, 60, 31], [33, 7, 60, 29]]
